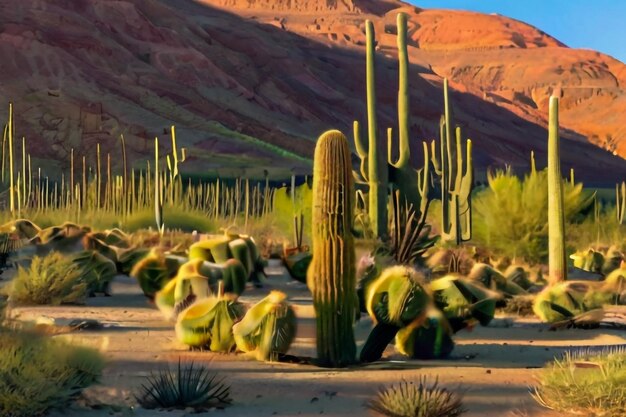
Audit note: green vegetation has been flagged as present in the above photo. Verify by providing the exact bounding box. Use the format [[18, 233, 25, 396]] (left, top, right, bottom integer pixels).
[[533, 348, 626, 416], [0, 329, 104, 417], [308, 130, 358, 367], [9, 252, 86, 305], [366, 377, 466, 417], [136, 359, 231, 410], [472, 167, 594, 263], [233, 290, 297, 361]]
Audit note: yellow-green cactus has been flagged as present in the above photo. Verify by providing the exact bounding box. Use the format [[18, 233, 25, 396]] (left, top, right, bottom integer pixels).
[[154, 259, 214, 319], [361, 265, 431, 363], [307, 130, 358, 367], [430, 274, 499, 330], [232, 291, 296, 361], [175, 293, 245, 351], [395, 308, 454, 359]]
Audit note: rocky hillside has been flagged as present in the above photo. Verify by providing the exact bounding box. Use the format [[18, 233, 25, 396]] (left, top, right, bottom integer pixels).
[[0, 0, 624, 183]]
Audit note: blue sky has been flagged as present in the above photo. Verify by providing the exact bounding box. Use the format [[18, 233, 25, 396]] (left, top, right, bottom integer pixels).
[[409, 0, 626, 63]]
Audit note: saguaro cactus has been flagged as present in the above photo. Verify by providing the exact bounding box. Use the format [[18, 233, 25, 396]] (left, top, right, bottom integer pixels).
[[616, 181, 625, 225], [432, 79, 474, 244], [353, 19, 388, 239], [307, 130, 357, 367], [547, 96, 566, 284]]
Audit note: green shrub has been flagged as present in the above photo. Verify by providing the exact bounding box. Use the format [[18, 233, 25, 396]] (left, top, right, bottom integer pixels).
[[472, 168, 594, 263], [366, 377, 465, 417], [136, 359, 231, 410], [532, 347, 626, 416], [9, 252, 86, 305], [0, 329, 104, 417]]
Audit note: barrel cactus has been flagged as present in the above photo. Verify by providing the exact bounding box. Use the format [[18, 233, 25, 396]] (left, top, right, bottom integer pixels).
[[467, 263, 526, 297], [154, 259, 214, 320], [130, 249, 186, 299], [395, 309, 455, 359], [175, 291, 245, 351], [533, 281, 605, 322], [233, 291, 297, 361], [189, 233, 266, 284], [430, 274, 499, 331], [360, 265, 431, 363], [307, 130, 358, 367]]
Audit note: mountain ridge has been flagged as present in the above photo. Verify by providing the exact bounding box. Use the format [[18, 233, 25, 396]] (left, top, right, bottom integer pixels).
[[0, 0, 624, 183]]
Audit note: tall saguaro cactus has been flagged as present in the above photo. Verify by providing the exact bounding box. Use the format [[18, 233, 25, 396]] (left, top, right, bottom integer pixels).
[[616, 181, 625, 225], [308, 130, 357, 367], [548, 96, 566, 284], [431, 79, 474, 244], [353, 19, 388, 239]]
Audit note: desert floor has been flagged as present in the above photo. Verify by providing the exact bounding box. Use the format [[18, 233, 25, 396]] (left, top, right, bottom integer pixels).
[[6, 260, 625, 417]]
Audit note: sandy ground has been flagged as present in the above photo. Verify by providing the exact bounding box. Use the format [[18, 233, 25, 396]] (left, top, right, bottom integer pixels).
[[5, 260, 626, 417]]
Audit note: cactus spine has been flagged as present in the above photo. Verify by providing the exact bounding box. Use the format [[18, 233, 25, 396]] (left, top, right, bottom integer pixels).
[[308, 130, 357, 367], [353, 19, 388, 239], [432, 79, 474, 244], [547, 96, 566, 284]]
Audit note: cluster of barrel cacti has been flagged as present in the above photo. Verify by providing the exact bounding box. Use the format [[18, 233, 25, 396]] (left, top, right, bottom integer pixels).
[[358, 263, 500, 362], [1, 218, 137, 295]]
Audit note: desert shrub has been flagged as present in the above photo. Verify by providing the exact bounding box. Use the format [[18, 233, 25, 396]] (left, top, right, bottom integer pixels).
[[123, 208, 215, 233], [9, 252, 86, 305], [136, 359, 231, 410], [472, 168, 594, 263], [0, 329, 104, 417], [366, 377, 465, 417], [532, 347, 626, 416]]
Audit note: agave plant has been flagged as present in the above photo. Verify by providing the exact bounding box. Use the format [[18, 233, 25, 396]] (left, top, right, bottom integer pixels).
[[384, 191, 438, 266], [136, 359, 231, 410], [430, 274, 499, 332], [360, 266, 431, 363], [175, 287, 245, 351], [232, 291, 296, 361], [366, 377, 466, 417]]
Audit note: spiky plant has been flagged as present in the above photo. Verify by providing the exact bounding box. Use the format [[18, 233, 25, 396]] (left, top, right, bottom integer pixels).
[[136, 359, 231, 410], [532, 347, 626, 417], [385, 190, 438, 266], [232, 290, 296, 361], [9, 252, 86, 305], [366, 377, 466, 417], [361, 265, 431, 363]]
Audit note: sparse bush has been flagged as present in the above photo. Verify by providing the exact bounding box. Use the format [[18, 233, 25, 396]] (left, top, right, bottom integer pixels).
[[9, 252, 86, 305], [532, 347, 626, 416], [0, 329, 104, 417], [136, 359, 231, 410], [366, 377, 466, 417], [472, 168, 594, 263]]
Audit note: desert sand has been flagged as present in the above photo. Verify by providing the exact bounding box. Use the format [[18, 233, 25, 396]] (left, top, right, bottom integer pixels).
[[4, 260, 624, 417]]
